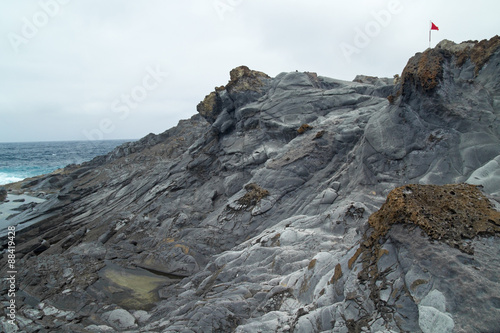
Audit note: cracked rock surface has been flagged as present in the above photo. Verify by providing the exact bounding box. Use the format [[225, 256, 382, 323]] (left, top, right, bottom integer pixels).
[[2, 37, 500, 332]]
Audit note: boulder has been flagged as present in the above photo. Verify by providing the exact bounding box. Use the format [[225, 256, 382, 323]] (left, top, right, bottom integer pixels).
[[102, 309, 136, 330]]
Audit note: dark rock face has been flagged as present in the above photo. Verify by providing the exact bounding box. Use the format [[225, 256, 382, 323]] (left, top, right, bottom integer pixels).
[[0, 187, 7, 202], [1, 37, 500, 332]]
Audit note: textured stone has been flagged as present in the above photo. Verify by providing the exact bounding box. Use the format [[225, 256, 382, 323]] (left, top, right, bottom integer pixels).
[[133, 310, 151, 324], [401, 47, 449, 94], [418, 306, 454, 333], [85, 324, 115, 332], [319, 188, 338, 205], [466, 155, 500, 196], [102, 308, 136, 330], [368, 183, 500, 253], [420, 289, 447, 313]]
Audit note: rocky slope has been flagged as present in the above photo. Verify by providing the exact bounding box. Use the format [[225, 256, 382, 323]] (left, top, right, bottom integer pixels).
[[1, 36, 500, 332]]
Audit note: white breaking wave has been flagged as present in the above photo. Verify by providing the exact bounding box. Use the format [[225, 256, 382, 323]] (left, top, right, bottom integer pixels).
[[0, 172, 24, 185]]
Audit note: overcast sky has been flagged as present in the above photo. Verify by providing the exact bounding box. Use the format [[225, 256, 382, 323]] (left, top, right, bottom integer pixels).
[[1, 0, 499, 142]]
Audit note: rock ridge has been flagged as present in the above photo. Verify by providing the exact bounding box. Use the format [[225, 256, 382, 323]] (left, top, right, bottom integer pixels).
[[398, 35, 500, 101]]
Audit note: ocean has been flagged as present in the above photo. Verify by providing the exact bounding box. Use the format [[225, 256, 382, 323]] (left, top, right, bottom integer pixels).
[[0, 139, 132, 235], [0, 139, 132, 186]]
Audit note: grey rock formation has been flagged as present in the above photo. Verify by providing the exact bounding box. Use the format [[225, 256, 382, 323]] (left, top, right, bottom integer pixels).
[[0, 187, 7, 202], [1, 38, 500, 332]]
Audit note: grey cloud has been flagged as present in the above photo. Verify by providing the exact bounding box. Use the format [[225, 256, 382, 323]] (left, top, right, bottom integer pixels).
[[1, 0, 499, 142]]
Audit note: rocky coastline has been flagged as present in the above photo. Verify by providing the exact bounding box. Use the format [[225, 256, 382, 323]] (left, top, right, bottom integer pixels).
[[1, 37, 500, 332]]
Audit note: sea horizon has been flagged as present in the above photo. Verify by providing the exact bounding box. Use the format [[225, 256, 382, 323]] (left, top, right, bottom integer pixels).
[[0, 138, 137, 144], [0, 139, 134, 185]]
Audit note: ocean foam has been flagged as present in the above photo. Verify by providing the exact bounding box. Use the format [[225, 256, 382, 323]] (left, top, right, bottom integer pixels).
[[0, 172, 24, 186]]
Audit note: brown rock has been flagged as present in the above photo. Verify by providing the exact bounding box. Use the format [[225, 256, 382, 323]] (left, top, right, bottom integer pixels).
[[400, 47, 450, 95], [329, 263, 343, 285], [196, 66, 270, 123], [367, 183, 500, 254], [297, 124, 313, 134], [236, 183, 269, 208], [454, 35, 500, 75], [400, 36, 500, 97], [197, 91, 219, 122], [226, 65, 270, 93]]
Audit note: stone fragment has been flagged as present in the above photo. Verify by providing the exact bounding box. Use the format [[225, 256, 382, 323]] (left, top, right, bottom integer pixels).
[[102, 308, 136, 330], [418, 306, 454, 333], [320, 188, 338, 205], [420, 289, 447, 313], [133, 310, 151, 324], [85, 324, 115, 332]]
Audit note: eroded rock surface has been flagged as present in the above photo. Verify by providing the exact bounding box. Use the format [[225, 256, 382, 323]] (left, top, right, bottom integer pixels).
[[1, 37, 500, 332], [368, 184, 500, 254]]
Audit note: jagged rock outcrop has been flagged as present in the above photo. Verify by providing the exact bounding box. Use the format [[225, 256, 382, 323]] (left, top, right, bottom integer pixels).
[[197, 65, 271, 126], [1, 37, 500, 332], [0, 187, 6, 202]]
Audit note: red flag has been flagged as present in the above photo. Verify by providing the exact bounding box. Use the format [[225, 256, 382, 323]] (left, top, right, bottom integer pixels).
[[431, 22, 439, 31]]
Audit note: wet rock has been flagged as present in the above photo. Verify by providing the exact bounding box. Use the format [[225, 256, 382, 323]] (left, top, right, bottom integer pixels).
[[12, 201, 38, 212]]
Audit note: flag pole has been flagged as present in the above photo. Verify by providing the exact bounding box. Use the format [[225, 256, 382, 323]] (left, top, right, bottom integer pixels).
[[429, 21, 439, 48], [429, 20, 431, 48]]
